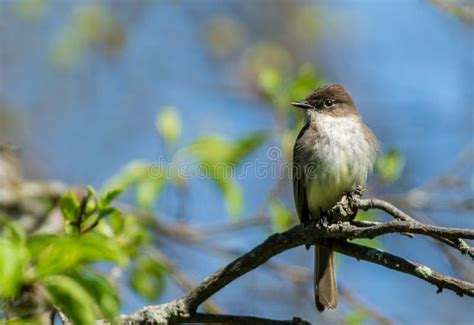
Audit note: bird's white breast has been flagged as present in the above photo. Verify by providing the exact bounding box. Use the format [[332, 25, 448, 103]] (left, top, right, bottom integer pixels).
[[306, 115, 376, 217]]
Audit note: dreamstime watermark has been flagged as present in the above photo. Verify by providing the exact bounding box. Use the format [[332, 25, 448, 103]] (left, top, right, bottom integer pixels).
[[145, 146, 321, 181]]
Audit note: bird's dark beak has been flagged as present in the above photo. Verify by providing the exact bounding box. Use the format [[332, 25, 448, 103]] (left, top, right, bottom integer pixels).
[[291, 102, 314, 110]]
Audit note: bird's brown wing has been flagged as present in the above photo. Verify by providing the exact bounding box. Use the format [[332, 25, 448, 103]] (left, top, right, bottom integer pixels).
[[293, 123, 310, 224]]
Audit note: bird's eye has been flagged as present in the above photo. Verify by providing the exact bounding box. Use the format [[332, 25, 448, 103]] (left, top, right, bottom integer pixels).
[[324, 99, 334, 108]]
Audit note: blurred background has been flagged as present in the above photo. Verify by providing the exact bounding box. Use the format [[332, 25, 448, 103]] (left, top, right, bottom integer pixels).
[[1, 0, 473, 324]]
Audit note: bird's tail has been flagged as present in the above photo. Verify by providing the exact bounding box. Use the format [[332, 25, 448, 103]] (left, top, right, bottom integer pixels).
[[315, 245, 338, 311]]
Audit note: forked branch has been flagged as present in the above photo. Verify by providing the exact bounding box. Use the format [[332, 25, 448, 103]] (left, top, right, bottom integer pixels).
[[120, 195, 474, 324]]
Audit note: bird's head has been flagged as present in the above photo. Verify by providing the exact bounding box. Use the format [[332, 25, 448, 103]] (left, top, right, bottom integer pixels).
[[292, 84, 359, 120]]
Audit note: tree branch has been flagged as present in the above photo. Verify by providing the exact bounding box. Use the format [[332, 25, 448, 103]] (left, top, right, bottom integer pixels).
[[185, 313, 309, 324], [354, 196, 474, 258], [119, 302, 309, 325], [176, 221, 474, 315], [325, 240, 474, 297], [120, 195, 474, 323]]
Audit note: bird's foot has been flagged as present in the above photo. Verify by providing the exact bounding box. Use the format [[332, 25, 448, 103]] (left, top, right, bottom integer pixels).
[[347, 185, 364, 200], [317, 208, 331, 227]]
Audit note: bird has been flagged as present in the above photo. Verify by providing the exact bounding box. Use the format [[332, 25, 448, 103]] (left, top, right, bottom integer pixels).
[[291, 84, 379, 311]]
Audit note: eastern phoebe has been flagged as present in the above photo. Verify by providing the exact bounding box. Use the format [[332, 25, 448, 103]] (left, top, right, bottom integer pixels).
[[292, 84, 378, 311]]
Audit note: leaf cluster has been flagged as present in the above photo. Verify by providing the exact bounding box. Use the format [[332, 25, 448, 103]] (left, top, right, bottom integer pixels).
[[0, 188, 167, 324]]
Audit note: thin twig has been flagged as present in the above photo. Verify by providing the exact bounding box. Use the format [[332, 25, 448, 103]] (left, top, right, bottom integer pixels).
[[356, 197, 474, 258], [327, 240, 474, 297]]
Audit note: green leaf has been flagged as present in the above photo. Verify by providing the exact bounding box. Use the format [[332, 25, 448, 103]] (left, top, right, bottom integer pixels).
[[59, 192, 80, 222], [0, 238, 28, 298], [30, 233, 127, 276], [116, 215, 149, 255], [64, 223, 80, 236], [375, 148, 405, 184], [43, 275, 97, 325], [187, 136, 230, 164], [228, 132, 268, 165], [258, 67, 283, 99], [80, 206, 117, 235], [50, 4, 116, 70], [102, 161, 151, 193], [156, 106, 182, 145], [87, 185, 97, 197], [99, 206, 118, 218], [0, 216, 27, 244], [109, 212, 125, 234], [103, 162, 169, 213], [135, 178, 167, 210], [59, 192, 81, 236], [50, 24, 88, 70], [215, 178, 243, 219], [91, 217, 115, 237], [345, 309, 368, 325], [187, 132, 267, 166], [85, 198, 98, 216], [71, 271, 120, 320], [129, 255, 166, 301], [269, 200, 294, 231], [289, 64, 323, 102], [186, 133, 267, 219], [100, 188, 123, 208]]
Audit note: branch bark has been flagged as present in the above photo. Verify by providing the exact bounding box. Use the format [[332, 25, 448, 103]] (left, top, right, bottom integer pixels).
[[355, 197, 474, 258], [326, 240, 474, 297], [120, 195, 474, 324], [120, 305, 309, 325]]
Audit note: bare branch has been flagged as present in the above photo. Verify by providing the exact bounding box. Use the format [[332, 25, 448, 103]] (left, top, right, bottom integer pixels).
[[183, 313, 309, 324], [327, 240, 474, 297], [354, 197, 474, 258], [120, 301, 310, 324], [178, 222, 474, 314], [356, 197, 419, 222], [330, 219, 474, 241], [120, 212, 473, 323]]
